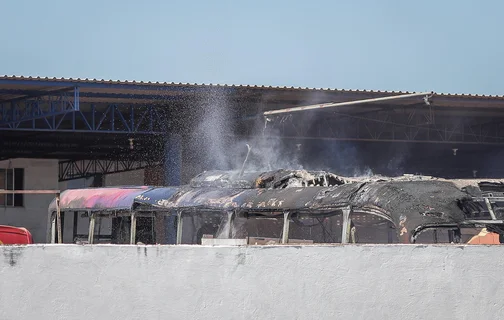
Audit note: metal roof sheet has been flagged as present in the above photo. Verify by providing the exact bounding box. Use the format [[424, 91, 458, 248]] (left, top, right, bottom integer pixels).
[[1, 74, 503, 99]]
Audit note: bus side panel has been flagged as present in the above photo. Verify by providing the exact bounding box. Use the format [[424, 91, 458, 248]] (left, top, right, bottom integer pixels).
[[0, 226, 34, 244]]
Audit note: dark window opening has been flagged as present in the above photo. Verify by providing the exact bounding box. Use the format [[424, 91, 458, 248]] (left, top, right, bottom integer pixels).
[[414, 228, 461, 244], [350, 213, 398, 244], [289, 212, 343, 244], [180, 212, 231, 244], [0, 168, 24, 207]]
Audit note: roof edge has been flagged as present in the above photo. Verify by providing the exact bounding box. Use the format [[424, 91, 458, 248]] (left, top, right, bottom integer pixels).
[[1, 75, 503, 99]]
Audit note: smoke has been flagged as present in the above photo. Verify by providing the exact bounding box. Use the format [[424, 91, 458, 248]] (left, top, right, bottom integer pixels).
[[298, 140, 371, 177], [383, 142, 412, 176], [188, 90, 236, 171], [352, 166, 374, 178], [235, 91, 335, 172], [234, 121, 304, 172], [386, 154, 407, 175], [186, 89, 414, 178], [188, 91, 306, 173]]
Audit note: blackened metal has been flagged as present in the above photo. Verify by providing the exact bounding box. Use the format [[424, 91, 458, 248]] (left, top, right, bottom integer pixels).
[[134, 173, 480, 241], [52, 169, 504, 243], [478, 182, 504, 193], [189, 170, 259, 189], [189, 169, 346, 189]]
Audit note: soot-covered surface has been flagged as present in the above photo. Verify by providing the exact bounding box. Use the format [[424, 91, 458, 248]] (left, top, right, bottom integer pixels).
[[49, 169, 503, 242], [350, 180, 470, 236], [189, 169, 346, 189], [135, 170, 482, 241]]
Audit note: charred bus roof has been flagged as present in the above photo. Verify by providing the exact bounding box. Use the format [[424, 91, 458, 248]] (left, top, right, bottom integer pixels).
[[49, 169, 504, 243], [189, 169, 346, 189]]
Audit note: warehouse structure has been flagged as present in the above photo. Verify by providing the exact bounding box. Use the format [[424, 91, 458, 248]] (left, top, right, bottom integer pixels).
[[2, 75, 504, 241]]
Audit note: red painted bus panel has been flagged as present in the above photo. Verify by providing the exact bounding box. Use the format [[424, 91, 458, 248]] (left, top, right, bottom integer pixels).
[[0, 225, 33, 244]]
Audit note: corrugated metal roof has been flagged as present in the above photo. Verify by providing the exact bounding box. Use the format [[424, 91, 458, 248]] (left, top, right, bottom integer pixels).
[[1, 74, 503, 99]]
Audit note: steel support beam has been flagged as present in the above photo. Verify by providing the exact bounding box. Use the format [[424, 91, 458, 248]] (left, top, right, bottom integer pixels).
[[249, 108, 504, 145], [0, 87, 75, 103], [58, 159, 161, 181], [263, 92, 433, 115], [0, 87, 79, 126], [0, 103, 168, 133], [0, 88, 189, 102]]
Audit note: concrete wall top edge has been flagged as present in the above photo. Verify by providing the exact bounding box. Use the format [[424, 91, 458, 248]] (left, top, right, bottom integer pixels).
[[3, 243, 503, 249]]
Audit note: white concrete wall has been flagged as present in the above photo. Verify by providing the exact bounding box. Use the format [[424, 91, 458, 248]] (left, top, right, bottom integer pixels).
[[0, 159, 58, 243], [0, 244, 503, 320]]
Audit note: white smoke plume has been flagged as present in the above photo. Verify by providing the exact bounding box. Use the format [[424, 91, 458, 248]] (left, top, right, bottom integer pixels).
[[189, 91, 304, 173], [186, 89, 414, 178]]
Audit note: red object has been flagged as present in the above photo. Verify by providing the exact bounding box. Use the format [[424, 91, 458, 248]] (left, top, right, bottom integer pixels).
[[468, 228, 500, 245], [0, 225, 34, 245]]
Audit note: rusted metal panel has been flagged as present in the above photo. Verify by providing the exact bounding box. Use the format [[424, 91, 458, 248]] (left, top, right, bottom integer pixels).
[[48, 186, 152, 213]]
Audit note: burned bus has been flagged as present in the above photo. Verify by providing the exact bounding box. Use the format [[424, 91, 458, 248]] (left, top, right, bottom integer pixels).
[[47, 169, 504, 245]]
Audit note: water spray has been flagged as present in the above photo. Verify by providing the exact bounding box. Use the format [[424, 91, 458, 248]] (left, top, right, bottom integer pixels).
[[239, 143, 252, 178]]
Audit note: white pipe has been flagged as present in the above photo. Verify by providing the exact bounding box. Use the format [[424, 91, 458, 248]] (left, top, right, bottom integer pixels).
[[56, 195, 62, 244], [281, 212, 291, 244], [88, 213, 96, 244], [263, 91, 434, 116], [176, 212, 183, 245], [341, 207, 352, 244], [130, 213, 137, 244], [50, 216, 56, 244]]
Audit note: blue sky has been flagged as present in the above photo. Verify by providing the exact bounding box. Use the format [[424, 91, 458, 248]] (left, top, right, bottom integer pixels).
[[1, 0, 503, 95]]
